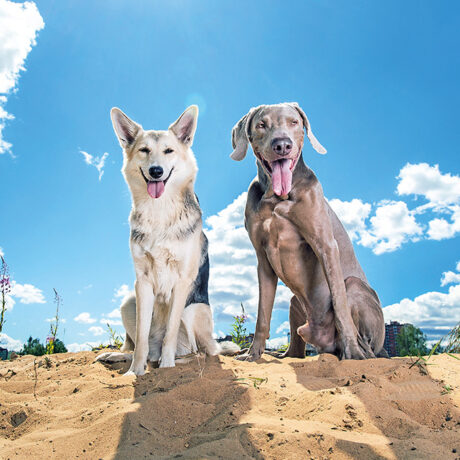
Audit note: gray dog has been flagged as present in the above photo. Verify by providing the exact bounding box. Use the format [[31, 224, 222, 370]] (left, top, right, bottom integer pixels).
[[230, 102, 386, 360]]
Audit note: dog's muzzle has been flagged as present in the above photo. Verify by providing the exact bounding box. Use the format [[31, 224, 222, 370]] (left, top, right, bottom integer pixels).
[[140, 167, 174, 199]]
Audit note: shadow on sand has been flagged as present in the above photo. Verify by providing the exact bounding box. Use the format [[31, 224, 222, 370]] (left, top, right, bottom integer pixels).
[[109, 356, 263, 459], [289, 353, 460, 460]]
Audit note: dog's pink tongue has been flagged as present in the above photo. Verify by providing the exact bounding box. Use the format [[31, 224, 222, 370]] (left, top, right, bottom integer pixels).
[[271, 159, 292, 196], [147, 181, 165, 199]]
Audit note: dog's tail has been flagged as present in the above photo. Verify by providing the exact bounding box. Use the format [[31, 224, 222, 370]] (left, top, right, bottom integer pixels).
[[217, 340, 240, 356]]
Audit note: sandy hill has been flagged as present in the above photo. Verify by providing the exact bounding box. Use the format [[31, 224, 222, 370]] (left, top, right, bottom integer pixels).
[[0, 351, 459, 459]]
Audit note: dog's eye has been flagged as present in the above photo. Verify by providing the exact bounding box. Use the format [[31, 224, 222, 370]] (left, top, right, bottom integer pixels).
[[139, 147, 150, 154], [256, 122, 266, 129], [291, 120, 299, 125], [164, 148, 174, 154]]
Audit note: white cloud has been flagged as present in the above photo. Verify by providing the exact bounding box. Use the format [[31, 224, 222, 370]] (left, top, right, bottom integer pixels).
[[113, 284, 131, 302], [328, 198, 371, 242], [0, 247, 4, 257], [10, 280, 45, 304], [383, 261, 460, 340], [397, 163, 460, 206], [276, 321, 290, 335], [266, 336, 288, 350], [67, 341, 101, 353], [1, 254, 45, 311], [0, 332, 22, 351], [100, 318, 122, 327], [73, 312, 97, 324], [441, 261, 460, 287], [360, 200, 423, 254], [106, 308, 121, 318], [330, 163, 460, 253], [0, 0, 44, 155], [80, 150, 109, 180], [89, 326, 105, 336], [426, 206, 460, 241], [205, 193, 294, 324]]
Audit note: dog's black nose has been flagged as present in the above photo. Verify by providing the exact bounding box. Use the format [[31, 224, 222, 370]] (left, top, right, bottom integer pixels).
[[271, 137, 293, 156], [149, 166, 163, 179]]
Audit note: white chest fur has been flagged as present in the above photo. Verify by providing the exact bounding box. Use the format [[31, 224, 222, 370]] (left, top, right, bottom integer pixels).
[[130, 194, 201, 304]]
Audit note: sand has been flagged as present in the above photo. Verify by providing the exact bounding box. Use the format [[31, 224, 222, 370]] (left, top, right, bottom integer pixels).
[[0, 351, 459, 459]]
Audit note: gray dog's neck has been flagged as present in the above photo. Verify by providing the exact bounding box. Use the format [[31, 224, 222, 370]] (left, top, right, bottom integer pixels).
[[256, 152, 310, 195]]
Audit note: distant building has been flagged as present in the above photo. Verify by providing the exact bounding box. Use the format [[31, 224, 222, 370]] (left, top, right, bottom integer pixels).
[[0, 347, 8, 360], [384, 321, 411, 357]]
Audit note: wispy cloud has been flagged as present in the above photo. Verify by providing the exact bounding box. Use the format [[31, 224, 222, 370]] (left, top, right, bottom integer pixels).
[[79, 150, 109, 180], [0, 0, 44, 155]]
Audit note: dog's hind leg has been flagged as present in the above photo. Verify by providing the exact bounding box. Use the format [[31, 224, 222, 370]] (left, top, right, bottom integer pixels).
[[282, 296, 307, 358], [120, 293, 136, 352], [95, 293, 136, 364], [188, 303, 220, 356]]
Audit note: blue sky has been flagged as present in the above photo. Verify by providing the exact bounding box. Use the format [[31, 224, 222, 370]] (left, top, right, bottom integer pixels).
[[0, 0, 459, 352]]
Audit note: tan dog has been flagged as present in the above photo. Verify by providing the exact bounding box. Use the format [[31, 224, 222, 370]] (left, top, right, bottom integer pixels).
[[98, 106, 234, 375], [231, 102, 386, 360]]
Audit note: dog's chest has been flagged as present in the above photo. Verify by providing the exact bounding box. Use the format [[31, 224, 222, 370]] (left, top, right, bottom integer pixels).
[[130, 202, 199, 301], [251, 201, 316, 286]]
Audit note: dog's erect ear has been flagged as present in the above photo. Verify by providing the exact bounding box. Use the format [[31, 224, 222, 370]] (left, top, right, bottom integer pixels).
[[111, 108, 142, 149], [290, 102, 327, 155], [169, 105, 199, 146]]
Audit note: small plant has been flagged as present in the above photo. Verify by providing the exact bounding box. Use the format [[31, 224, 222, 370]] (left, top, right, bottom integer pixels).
[[409, 322, 460, 370], [46, 288, 62, 354], [107, 323, 124, 349], [277, 343, 289, 353], [441, 384, 453, 395], [445, 322, 459, 356], [234, 376, 268, 389], [0, 256, 11, 335], [43, 356, 52, 368], [230, 303, 250, 349]]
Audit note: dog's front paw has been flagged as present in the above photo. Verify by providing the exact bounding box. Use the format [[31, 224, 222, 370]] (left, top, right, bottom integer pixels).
[[95, 352, 132, 364], [125, 361, 147, 376], [339, 336, 366, 360], [159, 350, 176, 368], [235, 341, 264, 361]]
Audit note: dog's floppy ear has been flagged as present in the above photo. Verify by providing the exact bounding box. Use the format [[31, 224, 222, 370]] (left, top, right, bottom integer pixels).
[[230, 106, 260, 161], [111, 108, 142, 149], [290, 102, 327, 155], [230, 113, 250, 161], [169, 105, 199, 146]]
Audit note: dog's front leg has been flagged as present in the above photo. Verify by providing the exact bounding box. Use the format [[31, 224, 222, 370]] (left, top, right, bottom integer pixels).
[[238, 250, 278, 361], [126, 277, 154, 376], [159, 281, 191, 368], [290, 198, 367, 360]]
